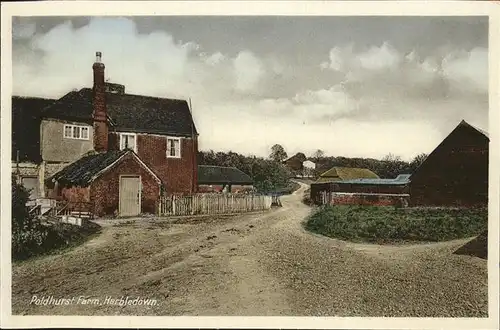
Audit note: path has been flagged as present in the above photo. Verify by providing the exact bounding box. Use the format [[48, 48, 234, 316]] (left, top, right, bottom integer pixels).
[[12, 183, 487, 316]]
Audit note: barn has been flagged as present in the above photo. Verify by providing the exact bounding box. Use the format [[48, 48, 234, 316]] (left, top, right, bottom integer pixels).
[[311, 174, 410, 206], [310, 166, 381, 204], [46, 149, 162, 217], [198, 165, 254, 193], [409, 120, 489, 207]]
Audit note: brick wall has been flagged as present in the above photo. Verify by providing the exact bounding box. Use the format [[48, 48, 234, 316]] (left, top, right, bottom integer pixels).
[[109, 132, 198, 194], [60, 186, 91, 203], [330, 193, 409, 206], [90, 153, 160, 216]]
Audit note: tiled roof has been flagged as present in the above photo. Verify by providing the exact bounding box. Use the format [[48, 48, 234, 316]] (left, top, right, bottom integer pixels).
[[316, 166, 379, 183], [12, 96, 56, 163], [341, 174, 411, 185], [42, 88, 198, 137], [198, 165, 253, 185], [49, 150, 129, 187]]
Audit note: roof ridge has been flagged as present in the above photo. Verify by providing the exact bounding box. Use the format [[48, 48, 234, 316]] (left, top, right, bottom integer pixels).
[[79, 87, 188, 102]]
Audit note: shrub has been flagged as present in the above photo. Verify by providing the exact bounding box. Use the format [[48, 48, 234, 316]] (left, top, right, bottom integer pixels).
[[12, 179, 101, 261], [11, 180, 52, 260], [305, 205, 487, 244]]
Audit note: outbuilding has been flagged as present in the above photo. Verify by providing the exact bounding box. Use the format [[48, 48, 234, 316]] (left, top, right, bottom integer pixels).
[[198, 165, 254, 193], [409, 120, 489, 207], [46, 149, 162, 217]]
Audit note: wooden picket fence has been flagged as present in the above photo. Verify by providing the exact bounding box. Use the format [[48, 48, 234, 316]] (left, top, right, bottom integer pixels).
[[157, 193, 273, 216]]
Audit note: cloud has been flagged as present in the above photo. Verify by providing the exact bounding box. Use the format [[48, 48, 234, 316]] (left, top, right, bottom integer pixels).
[[232, 50, 264, 92], [442, 47, 488, 92], [357, 42, 401, 71], [12, 22, 36, 39], [12, 18, 488, 161]]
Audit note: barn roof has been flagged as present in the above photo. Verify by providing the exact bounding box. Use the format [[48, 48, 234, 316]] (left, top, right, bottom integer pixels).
[[316, 166, 379, 183], [462, 120, 489, 139], [42, 87, 198, 137], [48, 149, 160, 187], [12, 96, 57, 163], [411, 119, 490, 177], [341, 174, 411, 185], [198, 165, 253, 185]]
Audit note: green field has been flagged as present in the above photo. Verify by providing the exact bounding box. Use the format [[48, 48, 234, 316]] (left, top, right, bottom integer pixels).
[[305, 205, 487, 244]]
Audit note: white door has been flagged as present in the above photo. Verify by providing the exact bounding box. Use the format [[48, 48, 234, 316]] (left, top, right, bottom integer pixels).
[[119, 176, 141, 216]]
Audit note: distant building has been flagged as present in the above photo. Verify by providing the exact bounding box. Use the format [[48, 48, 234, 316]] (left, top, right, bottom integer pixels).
[[409, 120, 489, 207], [302, 160, 316, 178], [282, 153, 307, 174], [310, 174, 410, 206], [315, 166, 379, 183], [198, 165, 254, 193]]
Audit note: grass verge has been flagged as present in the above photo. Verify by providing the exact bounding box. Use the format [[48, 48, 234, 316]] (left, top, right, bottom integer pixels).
[[13, 220, 102, 263], [305, 205, 487, 244]]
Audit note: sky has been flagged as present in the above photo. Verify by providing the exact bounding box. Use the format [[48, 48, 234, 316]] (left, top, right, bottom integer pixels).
[[11, 16, 489, 161]]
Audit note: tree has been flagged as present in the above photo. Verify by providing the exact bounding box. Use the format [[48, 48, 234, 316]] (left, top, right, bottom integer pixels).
[[409, 153, 428, 173], [380, 153, 407, 178], [295, 152, 307, 162], [382, 153, 402, 162], [269, 144, 288, 163], [312, 149, 325, 160]]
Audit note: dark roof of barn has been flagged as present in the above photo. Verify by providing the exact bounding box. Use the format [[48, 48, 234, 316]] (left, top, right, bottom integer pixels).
[[410, 120, 490, 179], [42, 88, 198, 136], [198, 165, 253, 185], [462, 120, 489, 139], [12, 96, 57, 163], [49, 149, 129, 187]]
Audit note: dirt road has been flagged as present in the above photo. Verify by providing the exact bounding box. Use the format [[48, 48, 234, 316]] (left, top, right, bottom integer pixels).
[[12, 183, 488, 316]]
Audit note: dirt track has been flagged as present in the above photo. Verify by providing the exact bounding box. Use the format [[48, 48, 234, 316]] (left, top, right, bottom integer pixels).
[[12, 183, 488, 316]]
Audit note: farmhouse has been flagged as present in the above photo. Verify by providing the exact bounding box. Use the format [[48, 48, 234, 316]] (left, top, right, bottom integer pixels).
[[12, 96, 56, 199], [198, 165, 254, 193], [409, 120, 489, 207], [12, 51, 199, 217]]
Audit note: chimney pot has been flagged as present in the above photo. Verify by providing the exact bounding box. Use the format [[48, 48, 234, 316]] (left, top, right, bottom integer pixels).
[[96, 51, 102, 63]]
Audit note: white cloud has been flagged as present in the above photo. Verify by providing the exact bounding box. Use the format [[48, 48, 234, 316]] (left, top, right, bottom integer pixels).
[[321, 47, 344, 71], [205, 52, 226, 66], [13, 22, 36, 39], [13, 19, 488, 161], [357, 42, 401, 71], [232, 50, 264, 92], [442, 47, 488, 92]]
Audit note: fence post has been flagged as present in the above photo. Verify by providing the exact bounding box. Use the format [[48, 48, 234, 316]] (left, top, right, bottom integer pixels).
[[172, 195, 176, 216]]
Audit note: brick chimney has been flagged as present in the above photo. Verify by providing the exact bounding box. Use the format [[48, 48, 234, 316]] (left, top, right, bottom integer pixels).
[[92, 51, 108, 152]]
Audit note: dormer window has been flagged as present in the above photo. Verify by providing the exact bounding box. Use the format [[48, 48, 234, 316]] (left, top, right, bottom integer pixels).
[[166, 137, 181, 158], [63, 124, 89, 140], [120, 133, 137, 153]]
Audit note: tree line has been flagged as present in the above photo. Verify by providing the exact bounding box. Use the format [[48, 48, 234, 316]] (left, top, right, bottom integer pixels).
[[199, 144, 428, 188], [268, 144, 428, 179], [198, 150, 292, 194]]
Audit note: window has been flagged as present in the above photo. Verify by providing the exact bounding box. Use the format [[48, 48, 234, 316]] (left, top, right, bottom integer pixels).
[[166, 137, 181, 158], [120, 133, 137, 152], [63, 124, 89, 140]]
